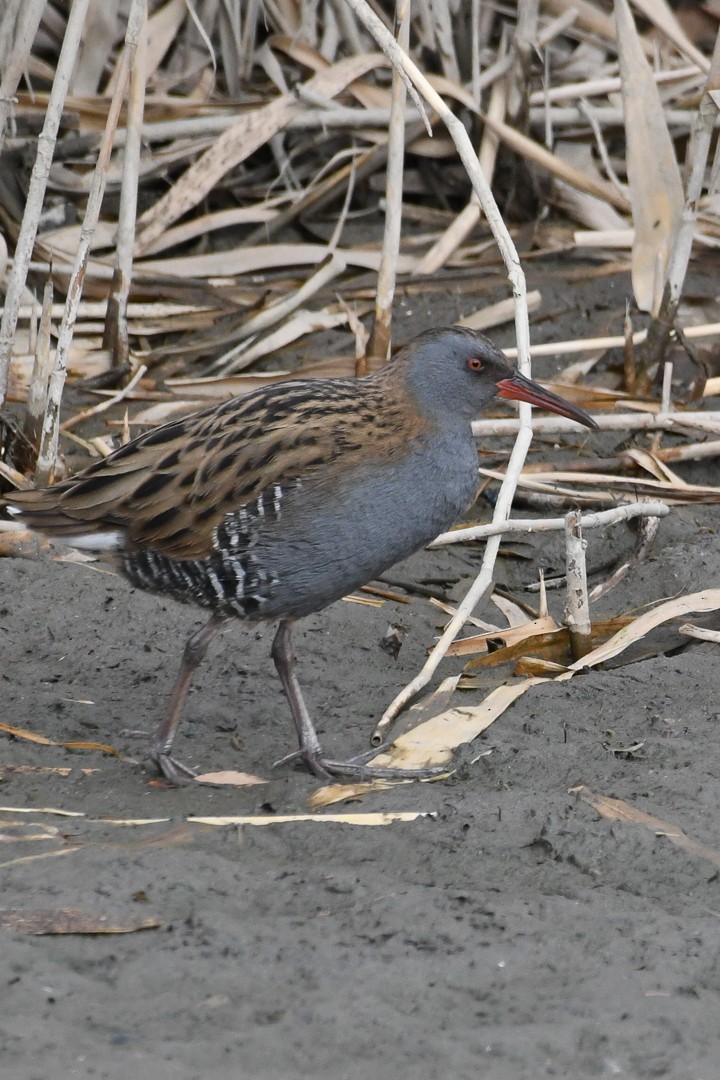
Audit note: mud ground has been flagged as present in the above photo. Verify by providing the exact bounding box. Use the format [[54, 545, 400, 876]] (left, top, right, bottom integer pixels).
[[1, 262, 720, 1079]]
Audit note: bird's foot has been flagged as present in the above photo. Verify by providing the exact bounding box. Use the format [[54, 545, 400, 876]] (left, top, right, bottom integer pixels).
[[273, 743, 449, 782], [149, 747, 197, 785]]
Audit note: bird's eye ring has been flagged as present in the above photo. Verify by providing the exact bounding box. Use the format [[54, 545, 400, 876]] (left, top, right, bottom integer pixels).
[[467, 357, 484, 371]]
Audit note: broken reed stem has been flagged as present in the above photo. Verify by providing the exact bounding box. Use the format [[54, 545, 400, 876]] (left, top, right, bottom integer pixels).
[[24, 276, 54, 481], [660, 361, 673, 415], [0, 0, 91, 407], [678, 623, 720, 644], [431, 501, 669, 547], [366, 0, 409, 363], [563, 510, 593, 661]]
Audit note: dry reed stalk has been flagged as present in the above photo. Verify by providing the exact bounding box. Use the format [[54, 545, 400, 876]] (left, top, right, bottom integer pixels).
[[499, 321, 720, 359], [0, 0, 45, 156], [470, 411, 720, 438], [366, 0, 409, 364], [0, 0, 91, 407], [36, 0, 146, 484], [23, 276, 54, 478], [527, 65, 704, 106], [104, 0, 148, 369], [563, 510, 593, 661]]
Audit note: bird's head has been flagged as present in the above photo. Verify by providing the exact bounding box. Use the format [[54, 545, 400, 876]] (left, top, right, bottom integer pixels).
[[397, 326, 597, 430]]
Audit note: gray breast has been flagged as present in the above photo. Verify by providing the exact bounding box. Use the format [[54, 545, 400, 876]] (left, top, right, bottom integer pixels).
[[244, 426, 479, 619]]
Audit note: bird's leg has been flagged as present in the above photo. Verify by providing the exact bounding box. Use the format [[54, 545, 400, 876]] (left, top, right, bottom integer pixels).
[[271, 619, 332, 779], [150, 613, 228, 784], [271, 620, 449, 782]]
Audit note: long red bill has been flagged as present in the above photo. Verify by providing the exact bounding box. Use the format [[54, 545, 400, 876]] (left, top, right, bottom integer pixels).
[[495, 372, 598, 430]]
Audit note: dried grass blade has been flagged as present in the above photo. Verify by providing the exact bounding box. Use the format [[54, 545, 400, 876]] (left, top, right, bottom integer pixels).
[[367, 682, 536, 771], [571, 785, 720, 869], [615, 0, 684, 314], [0, 0, 91, 406], [557, 588, 720, 675]]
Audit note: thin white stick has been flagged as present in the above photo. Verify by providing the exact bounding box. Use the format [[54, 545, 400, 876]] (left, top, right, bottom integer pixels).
[[471, 411, 720, 438], [500, 321, 720, 358], [678, 623, 720, 644], [527, 105, 713, 129], [527, 65, 703, 106], [0, 0, 91, 406], [431, 501, 670, 547], [372, 425, 534, 745]]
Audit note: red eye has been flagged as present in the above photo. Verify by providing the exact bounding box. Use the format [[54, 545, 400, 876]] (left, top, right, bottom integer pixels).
[[467, 357, 484, 371]]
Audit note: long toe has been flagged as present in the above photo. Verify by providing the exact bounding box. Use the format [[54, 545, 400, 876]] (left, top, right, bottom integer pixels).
[[150, 749, 198, 785], [315, 756, 450, 782], [273, 745, 449, 781]]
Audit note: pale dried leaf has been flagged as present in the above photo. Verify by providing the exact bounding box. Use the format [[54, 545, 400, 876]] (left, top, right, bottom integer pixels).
[[367, 682, 536, 771], [490, 592, 531, 628], [558, 588, 720, 674], [195, 771, 269, 786], [571, 785, 720, 869], [446, 616, 561, 657], [615, 0, 684, 313]]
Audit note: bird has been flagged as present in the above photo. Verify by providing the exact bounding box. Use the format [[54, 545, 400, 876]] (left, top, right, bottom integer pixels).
[[3, 326, 597, 783]]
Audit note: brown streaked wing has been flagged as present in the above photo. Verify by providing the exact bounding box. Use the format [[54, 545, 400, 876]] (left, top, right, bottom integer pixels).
[[11, 376, 423, 559]]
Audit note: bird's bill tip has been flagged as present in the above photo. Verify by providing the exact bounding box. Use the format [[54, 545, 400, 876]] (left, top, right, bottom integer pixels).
[[495, 373, 598, 430]]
